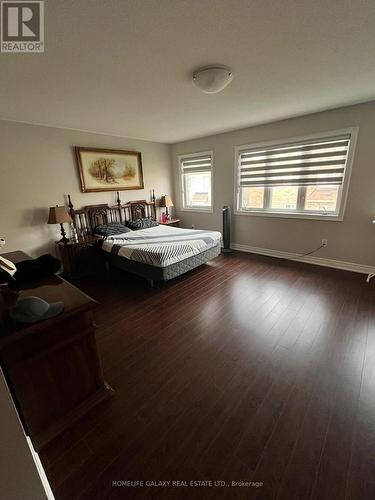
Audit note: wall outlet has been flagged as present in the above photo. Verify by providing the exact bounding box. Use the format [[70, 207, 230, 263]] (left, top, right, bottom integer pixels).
[[191, 224, 195, 229], [321, 239, 328, 247]]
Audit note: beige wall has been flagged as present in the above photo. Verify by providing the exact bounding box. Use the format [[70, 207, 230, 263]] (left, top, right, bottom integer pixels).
[[0, 120, 172, 257], [0, 369, 49, 499], [2, 102, 375, 267], [172, 101, 375, 267]]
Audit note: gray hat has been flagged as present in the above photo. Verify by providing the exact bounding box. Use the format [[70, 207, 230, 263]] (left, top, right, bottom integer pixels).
[[10, 296, 64, 324]]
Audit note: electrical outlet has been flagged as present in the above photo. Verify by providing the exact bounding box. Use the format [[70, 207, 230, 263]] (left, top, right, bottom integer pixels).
[[321, 239, 328, 247], [191, 224, 195, 229]]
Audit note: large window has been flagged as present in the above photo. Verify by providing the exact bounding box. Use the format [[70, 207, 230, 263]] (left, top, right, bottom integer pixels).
[[179, 151, 213, 211], [235, 129, 357, 220]]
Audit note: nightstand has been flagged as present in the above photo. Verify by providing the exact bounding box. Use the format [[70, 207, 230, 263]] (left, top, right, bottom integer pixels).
[[161, 219, 180, 227], [55, 235, 104, 280]]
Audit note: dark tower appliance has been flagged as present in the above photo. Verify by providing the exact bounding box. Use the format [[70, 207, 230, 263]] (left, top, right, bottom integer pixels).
[[222, 205, 232, 253]]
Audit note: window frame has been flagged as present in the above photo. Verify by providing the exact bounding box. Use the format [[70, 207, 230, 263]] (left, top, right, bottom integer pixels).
[[178, 150, 214, 213], [234, 127, 358, 221]]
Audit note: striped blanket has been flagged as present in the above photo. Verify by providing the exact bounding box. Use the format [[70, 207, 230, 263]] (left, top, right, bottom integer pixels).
[[102, 225, 222, 268]]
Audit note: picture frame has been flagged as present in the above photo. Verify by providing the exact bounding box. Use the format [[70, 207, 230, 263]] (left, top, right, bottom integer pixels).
[[74, 147, 144, 193]]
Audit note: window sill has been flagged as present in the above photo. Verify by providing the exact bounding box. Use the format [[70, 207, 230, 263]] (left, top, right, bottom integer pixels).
[[234, 209, 343, 222], [180, 207, 214, 214]]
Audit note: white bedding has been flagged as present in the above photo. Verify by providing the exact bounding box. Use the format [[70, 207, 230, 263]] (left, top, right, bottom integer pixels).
[[102, 225, 222, 268]]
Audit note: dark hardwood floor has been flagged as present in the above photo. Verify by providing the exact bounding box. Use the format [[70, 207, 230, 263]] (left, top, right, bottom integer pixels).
[[39, 251, 375, 500]]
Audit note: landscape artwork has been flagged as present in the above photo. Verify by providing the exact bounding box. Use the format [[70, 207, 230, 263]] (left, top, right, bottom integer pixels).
[[75, 147, 144, 192]]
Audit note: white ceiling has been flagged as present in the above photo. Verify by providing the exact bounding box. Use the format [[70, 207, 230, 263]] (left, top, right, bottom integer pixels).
[[1, 0, 375, 143]]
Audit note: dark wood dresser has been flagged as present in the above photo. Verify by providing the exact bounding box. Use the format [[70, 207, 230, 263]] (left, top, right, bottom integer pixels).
[[0, 251, 112, 450]]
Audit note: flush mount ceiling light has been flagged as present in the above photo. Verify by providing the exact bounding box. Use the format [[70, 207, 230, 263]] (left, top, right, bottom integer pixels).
[[192, 65, 233, 94]]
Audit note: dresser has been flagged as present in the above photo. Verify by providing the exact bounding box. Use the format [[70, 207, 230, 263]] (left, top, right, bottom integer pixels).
[[0, 251, 113, 450]]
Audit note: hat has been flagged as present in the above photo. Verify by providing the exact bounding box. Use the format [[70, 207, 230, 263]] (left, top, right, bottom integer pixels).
[[10, 296, 64, 324]]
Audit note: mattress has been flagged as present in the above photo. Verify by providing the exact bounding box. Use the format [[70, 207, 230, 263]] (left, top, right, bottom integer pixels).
[[102, 225, 222, 268], [104, 242, 222, 283]]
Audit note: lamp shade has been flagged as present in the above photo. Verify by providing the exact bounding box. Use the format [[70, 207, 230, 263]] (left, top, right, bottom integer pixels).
[[47, 206, 72, 224], [159, 195, 174, 208]]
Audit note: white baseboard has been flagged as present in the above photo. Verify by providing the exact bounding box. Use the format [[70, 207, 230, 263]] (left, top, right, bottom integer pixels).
[[231, 243, 375, 276], [26, 437, 55, 500]]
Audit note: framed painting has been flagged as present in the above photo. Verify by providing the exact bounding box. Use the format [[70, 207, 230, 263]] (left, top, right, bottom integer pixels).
[[75, 147, 144, 193]]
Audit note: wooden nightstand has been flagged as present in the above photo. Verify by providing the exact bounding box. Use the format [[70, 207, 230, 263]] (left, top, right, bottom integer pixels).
[[160, 219, 180, 227], [56, 235, 104, 280]]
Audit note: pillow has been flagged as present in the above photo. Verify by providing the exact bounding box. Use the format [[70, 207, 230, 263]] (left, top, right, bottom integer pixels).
[[126, 218, 159, 230], [94, 223, 132, 236]]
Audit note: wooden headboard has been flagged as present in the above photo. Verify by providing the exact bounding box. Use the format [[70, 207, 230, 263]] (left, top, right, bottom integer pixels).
[[67, 192, 157, 238]]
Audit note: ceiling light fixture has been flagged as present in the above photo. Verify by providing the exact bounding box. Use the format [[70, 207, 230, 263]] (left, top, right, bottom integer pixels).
[[192, 65, 233, 94]]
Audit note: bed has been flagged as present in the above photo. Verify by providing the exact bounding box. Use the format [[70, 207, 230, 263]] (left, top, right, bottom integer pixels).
[[67, 194, 222, 286]]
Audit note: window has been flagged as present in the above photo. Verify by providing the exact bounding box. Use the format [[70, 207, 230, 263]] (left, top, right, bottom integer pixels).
[[179, 151, 213, 211], [235, 129, 357, 220]]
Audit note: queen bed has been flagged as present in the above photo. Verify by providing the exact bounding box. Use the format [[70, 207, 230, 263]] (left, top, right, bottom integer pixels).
[[67, 194, 221, 286]]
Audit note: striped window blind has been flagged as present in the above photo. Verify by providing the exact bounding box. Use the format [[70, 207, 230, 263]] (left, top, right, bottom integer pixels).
[[180, 154, 212, 174], [238, 134, 351, 188], [179, 151, 213, 210]]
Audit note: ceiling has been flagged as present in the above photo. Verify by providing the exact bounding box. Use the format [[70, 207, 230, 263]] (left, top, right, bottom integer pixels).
[[1, 0, 375, 143]]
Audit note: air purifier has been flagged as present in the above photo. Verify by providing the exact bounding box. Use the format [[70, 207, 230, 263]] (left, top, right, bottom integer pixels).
[[222, 206, 232, 253]]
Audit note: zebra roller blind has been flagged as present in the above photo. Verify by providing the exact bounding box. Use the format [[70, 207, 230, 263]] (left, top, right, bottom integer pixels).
[[238, 134, 351, 187], [180, 154, 212, 174]]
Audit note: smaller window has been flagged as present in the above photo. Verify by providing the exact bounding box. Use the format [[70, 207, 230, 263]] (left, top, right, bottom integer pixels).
[[179, 152, 213, 211]]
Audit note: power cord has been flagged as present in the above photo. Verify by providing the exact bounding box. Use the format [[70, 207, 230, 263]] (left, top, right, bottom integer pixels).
[[290, 244, 325, 261]]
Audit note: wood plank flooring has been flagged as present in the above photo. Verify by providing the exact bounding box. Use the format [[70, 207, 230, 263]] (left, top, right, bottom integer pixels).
[[39, 252, 375, 500]]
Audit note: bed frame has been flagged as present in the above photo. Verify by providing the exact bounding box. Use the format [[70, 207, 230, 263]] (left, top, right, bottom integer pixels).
[[67, 192, 221, 287], [67, 192, 156, 238]]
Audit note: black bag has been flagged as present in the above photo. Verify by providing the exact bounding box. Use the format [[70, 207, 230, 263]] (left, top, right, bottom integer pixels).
[[13, 254, 61, 284]]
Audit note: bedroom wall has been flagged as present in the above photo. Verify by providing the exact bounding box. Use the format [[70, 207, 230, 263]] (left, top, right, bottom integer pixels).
[[0, 120, 173, 257], [171, 101, 375, 269], [0, 369, 50, 499]]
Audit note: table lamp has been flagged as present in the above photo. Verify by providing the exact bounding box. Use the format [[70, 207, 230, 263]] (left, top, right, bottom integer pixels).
[[47, 205, 72, 244], [159, 195, 174, 220]]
